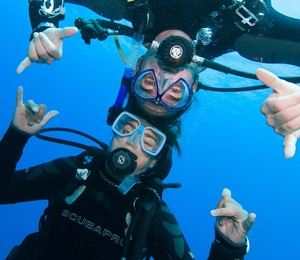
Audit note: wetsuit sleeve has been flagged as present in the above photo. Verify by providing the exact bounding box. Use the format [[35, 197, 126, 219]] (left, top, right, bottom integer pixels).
[[148, 201, 195, 260], [234, 3, 300, 66], [28, 0, 65, 39], [0, 125, 86, 204], [149, 201, 247, 260], [207, 228, 248, 260]]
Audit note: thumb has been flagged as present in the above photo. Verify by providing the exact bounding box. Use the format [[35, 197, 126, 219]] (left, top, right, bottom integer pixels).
[[15, 86, 24, 107], [56, 27, 78, 39], [242, 213, 256, 232], [256, 68, 299, 96], [222, 188, 231, 197], [16, 57, 32, 75], [283, 133, 298, 159], [41, 110, 59, 126]]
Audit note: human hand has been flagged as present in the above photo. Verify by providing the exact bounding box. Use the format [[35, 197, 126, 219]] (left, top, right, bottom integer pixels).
[[258, 68, 300, 159], [210, 188, 256, 245], [16, 27, 78, 74], [11, 86, 59, 135]]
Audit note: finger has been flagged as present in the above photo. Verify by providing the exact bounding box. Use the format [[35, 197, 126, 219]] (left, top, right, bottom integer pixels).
[[216, 197, 242, 210], [275, 115, 300, 135], [41, 110, 59, 126], [256, 68, 299, 96], [215, 189, 242, 209], [261, 92, 300, 115], [36, 104, 47, 123], [283, 133, 298, 159], [268, 102, 300, 127], [215, 216, 228, 227], [211, 204, 245, 218], [55, 27, 78, 39], [28, 121, 35, 127], [39, 32, 62, 60], [222, 188, 231, 197], [16, 86, 23, 107], [242, 213, 256, 232], [24, 100, 39, 115], [33, 33, 52, 63], [16, 57, 33, 75], [27, 40, 39, 61]]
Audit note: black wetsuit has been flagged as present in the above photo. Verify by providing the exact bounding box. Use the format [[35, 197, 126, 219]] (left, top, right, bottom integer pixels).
[[28, 0, 300, 66], [0, 125, 247, 260]]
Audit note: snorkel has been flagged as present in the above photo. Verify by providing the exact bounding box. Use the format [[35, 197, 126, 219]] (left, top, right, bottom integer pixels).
[[106, 3, 148, 125]]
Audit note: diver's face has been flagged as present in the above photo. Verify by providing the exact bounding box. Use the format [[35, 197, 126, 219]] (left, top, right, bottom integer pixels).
[[109, 119, 157, 174], [133, 49, 198, 118]]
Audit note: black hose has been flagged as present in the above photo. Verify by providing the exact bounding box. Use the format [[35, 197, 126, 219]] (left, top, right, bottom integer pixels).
[[202, 58, 300, 83], [198, 83, 269, 92], [121, 205, 143, 260], [129, 199, 156, 260], [35, 127, 108, 150]]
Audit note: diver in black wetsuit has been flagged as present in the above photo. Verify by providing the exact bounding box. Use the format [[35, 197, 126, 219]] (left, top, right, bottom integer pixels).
[[1, 86, 255, 260], [15, 7, 300, 159], [15, 1, 300, 158], [17, 0, 300, 74]]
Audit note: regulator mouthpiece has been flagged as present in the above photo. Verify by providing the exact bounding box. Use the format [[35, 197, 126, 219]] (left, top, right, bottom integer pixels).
[[107, 148, 137, 176]]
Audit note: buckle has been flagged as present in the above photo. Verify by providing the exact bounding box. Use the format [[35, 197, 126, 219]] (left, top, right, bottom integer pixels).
[[234, 0, 268, 27]]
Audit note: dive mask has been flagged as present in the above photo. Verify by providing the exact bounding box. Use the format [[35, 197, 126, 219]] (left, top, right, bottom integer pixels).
[[132, 69, 192, 110], [132, 35, 200, 110], [112, 111, 166, 156]]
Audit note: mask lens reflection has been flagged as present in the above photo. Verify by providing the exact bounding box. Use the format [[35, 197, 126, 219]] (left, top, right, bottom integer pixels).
[[161, 79, 190, 108], [114, 114, 140, 136], [142, 128, 165, 155], [133, 69, 192, 109], [133, 70, 158, 100]]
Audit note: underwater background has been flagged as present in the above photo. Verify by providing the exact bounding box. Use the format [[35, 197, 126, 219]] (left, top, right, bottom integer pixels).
[[1, 1, 300, 259]]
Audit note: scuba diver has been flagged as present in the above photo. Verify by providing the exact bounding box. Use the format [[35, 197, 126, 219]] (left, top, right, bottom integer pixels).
[[17, 0, 300, 72], [15, 25, 300, 160], [0, 86, 255, 260], [16, 1, 300, 158], [122, 29, 300, 159], [17, 0, 300, 158]]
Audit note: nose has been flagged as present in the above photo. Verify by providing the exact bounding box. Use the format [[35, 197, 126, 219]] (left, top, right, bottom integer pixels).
[[164, 74, 170, 80], [127, 132, 141, 148]]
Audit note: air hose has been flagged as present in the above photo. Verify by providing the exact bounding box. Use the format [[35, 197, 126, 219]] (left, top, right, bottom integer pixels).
[[129, 198, 156, 260], [120, 195, 157, 260], [201, 59, 300, 83]]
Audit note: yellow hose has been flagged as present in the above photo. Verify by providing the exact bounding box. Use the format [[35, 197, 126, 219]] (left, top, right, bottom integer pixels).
[[113, 35, 127, 63]]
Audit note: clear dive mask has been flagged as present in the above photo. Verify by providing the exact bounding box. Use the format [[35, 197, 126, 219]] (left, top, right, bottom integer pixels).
[[112, 111, 166, 156]]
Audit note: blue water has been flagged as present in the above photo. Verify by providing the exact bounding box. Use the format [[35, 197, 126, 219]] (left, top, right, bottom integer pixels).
[[1, 1, 300, 259]]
